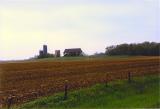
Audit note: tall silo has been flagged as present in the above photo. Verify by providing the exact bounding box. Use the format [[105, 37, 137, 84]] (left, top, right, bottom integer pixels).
[[43, 45, 48, 55]]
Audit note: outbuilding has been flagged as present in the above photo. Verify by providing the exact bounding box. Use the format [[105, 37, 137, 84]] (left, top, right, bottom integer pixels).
[[64, 48, 83, 56]]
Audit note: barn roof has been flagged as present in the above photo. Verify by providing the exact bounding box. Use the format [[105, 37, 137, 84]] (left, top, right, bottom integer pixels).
[[64, 48, 82, 53]]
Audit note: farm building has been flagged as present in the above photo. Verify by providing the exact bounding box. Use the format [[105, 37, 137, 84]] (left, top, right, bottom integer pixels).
[[64, 48, 83, 56], [39, 45, 48, 57], [55, 50, 61, 57], [39, 50, 44, 57], [43, 45, 48, 55]]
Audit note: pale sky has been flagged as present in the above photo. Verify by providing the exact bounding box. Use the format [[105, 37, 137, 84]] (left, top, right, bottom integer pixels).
[[0, 0, 159, 60]]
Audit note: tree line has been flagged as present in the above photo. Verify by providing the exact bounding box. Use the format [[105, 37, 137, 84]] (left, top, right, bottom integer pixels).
[[105, 42, 160, 56]]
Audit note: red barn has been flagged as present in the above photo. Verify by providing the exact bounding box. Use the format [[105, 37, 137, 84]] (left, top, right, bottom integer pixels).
[[64, 48, 83, 56]]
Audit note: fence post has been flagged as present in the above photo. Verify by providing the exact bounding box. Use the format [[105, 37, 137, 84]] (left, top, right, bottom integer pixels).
[[128, 72, 131, 83], [105, 73, 108, 87], [64, 80, 68, 100], [7, 96, 13, 109]]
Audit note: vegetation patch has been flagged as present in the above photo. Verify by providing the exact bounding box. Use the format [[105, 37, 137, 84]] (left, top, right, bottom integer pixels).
[[18, 74, 160, 109]]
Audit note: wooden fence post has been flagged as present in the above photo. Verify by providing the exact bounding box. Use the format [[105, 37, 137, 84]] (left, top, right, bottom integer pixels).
[[7, 96, 13, 109], [105, 73, 108, 87], [64, 80, 68, 100], [128, 72, 131, 83]]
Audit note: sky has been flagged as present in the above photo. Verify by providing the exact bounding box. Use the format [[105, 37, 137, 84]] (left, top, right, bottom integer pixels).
[[0, 0, 159, 60]]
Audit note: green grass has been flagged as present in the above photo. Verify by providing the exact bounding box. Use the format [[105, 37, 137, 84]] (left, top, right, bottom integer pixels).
[[15, 74, 160, 109], [5, 56, 158, 63]]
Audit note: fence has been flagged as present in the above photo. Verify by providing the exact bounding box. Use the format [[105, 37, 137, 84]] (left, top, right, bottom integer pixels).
[[0, 71, 158, 109]]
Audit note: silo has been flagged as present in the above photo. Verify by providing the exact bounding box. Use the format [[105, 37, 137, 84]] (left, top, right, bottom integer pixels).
[[43, 45, 47, 55], [55, 50, 61, 57]]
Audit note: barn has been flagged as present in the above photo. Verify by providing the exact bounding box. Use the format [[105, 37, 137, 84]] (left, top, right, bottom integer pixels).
[[64, 48, 83, 56]]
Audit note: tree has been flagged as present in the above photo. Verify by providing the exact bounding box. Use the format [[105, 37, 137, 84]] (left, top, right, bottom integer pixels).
[[105, 42, 160, 56]]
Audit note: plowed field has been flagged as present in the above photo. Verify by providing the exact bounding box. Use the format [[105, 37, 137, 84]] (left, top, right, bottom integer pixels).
[[0, 56, 159, 106]]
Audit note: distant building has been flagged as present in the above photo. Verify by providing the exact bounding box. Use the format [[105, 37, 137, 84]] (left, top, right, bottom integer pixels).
[[39, 50, 44, 57], [43, 45, 48, 55], [64, 48, 82, 56], [39, 45, 48, 57], [55, 50, 61, 57]]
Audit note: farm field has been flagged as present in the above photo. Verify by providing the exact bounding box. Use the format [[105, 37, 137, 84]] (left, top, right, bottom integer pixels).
[[19, 74, 160, 109], [0, 56, 159, 107]]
